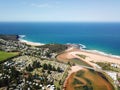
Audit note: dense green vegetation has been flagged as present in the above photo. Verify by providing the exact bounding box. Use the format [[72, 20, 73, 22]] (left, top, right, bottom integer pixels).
[[37, 44, 67, 53], [70, 58, 92, 67], [0, 66, 21, 87], [26, 61, 62, 73], [0, 35, 19, 41], [117, 87, 120, 90], [96, 62, 120, 72], [0, 51, 18, 62], [26, 61, 41, 71]]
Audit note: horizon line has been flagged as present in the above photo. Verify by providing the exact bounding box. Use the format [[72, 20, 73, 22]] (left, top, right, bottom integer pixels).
[[0, 21, 120, 23]]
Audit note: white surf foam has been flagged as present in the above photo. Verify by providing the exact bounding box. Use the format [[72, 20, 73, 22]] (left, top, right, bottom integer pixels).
[[85, 49, 120, 59], [18, 35, 44, 46]]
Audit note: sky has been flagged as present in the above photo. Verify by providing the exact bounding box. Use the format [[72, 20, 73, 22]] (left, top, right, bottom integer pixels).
[[0, 0, 120, 22]]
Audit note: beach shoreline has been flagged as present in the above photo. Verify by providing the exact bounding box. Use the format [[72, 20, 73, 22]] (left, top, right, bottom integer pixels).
[[81, 49, 120, 60], [18, 35, 44, 46], [19, 39, 44, 46], [57, 46, 120, 65], [67, 44, 120, 59]]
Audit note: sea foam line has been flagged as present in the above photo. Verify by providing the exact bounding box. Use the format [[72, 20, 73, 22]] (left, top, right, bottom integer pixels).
[[19, 35, 26, 38], [18, 35, 44, 46], [69, 43, 120, 59], [85, 49, 120, 59]]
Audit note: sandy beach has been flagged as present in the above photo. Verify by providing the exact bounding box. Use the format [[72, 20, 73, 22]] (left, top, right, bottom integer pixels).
[[19, 39, 44, 46], [74, 48, 120, 64], [57, 47, 120, 65]]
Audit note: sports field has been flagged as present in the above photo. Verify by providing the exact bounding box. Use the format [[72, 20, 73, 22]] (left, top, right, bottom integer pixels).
[[0, 51, 19, 62]]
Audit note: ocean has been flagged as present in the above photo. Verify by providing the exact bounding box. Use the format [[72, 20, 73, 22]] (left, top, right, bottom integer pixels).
[[0, 22, 120, 56]]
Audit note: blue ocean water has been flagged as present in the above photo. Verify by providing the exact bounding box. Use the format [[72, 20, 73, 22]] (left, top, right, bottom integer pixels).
[[0, 22, 120, 56]]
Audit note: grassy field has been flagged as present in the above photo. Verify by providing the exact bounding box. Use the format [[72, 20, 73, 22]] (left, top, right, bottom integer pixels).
[[70, 58, 92, 67], [76, 54, 87, 59], [64, 68, 115, 90], [0, 51, 19, 62]]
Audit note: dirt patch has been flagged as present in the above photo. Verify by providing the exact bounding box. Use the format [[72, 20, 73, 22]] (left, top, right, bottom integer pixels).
[[63, 66, 84, 89], [64, 68, 114, 90]]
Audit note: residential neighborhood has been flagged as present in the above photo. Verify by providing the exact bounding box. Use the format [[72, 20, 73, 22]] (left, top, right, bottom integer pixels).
[[0, 37, 68, 90]]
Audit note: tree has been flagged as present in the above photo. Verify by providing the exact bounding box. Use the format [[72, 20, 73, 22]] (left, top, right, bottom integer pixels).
[[57, 67, 61, 72], [48, 64, 52, 70], [33, 61, 41, 68], [26, 64, 33, 71], [47, 70, 51, 74], [59, 80, 62, 85], [10, 67, 20, 78], [33, 61, 37, 68], [42, 69, 45, 73], [0, 77, 9, 87], [52, 66, 56, 71], [43, 63, 48, 70], [45, 52, 51, 58], [36, 61, 41, 68], [57, 87, 60, 90], [67, 61, 71, 65], [27, 73, 33, 81]]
